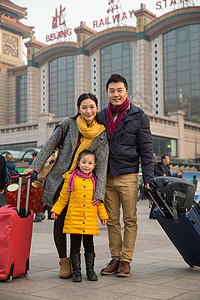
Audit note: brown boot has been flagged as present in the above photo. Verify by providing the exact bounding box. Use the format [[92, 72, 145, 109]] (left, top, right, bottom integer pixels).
[[100, 259, 119, 275], [59, 258, 71, 279], [117, 261, 131, 277]]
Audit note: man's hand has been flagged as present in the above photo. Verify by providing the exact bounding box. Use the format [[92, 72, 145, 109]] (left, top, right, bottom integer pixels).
[[144, 183, 150, 189], [0, 189, 4, 194], [92, 198, 101, 206]]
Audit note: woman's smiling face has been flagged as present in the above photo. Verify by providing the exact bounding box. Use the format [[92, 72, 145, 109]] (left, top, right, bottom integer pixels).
[[78, 98, 98, 125]]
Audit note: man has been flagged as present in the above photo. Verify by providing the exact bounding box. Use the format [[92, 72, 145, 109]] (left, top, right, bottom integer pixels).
[[29, 151, 39, 181], [98, 74, 154, 277], [154, 154, 171, 177], [5, 153, 19, 184], [149, 154, 171, 219], [0, 155, 6, 207], [173, 170, 183, 178], [193, 175, 198, 191], [167, 145, 172, 159]]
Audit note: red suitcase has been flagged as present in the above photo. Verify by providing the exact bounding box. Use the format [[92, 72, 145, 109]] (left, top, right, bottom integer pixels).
[[0, 175, 34, 282]]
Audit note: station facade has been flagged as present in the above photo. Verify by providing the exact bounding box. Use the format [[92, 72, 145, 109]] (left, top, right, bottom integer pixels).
[[0, 0, 200, 163]]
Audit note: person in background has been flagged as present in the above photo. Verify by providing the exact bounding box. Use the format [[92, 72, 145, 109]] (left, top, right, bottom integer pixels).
[[154, 154, 171, 177], [173, 170, 183, 178], [5, 153, 18, 184], [193, 175, 198, 191], [0, 155, 6, 207], [29, 151, 44, 222], [98, 73, 154, 277], [149, 154, 171, 219], [167, 145, 172, 159], [51, 150, 108, 282]]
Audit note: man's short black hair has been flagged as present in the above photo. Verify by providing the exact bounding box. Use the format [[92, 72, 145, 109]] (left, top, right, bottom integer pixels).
[[161, 154, 169, 162], [106, 74, 128, 91], [32, 151, 38, 157]]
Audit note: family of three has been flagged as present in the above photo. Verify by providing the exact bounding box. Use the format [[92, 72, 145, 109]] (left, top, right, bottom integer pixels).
[[25, 73, 154, 282]]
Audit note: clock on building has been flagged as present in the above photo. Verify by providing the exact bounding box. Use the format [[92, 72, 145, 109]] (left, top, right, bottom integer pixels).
[[3, 33, 19, 57]]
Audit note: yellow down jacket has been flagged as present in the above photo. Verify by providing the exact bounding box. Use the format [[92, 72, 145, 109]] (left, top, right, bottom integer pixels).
[[51, 173, 108, 235]]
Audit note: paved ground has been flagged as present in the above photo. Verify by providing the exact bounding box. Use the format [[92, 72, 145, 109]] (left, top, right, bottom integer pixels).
[[0, 199, 200, 300]]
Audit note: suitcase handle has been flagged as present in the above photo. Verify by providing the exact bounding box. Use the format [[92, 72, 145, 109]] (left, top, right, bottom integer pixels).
[[17, 173, 31, 215]]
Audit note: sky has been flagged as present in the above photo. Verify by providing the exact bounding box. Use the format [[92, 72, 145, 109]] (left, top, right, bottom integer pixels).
[[13, 0, 200, 45]]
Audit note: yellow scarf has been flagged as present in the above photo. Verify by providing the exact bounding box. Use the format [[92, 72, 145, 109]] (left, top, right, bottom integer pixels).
[[63, 115, 105, 177]]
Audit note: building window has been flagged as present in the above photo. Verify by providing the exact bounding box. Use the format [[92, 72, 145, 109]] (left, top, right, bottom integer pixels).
[[49, 56, 75, 118], [100, 41, 133, 108], [16, 74, 27, 124], [152, 136, 177, 158], [163, 24, 200, 124]]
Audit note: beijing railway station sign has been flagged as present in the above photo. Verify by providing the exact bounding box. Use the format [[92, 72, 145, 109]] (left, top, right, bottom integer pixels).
[[45, 1, 197, 42], [156, 0, 196, 10], [46, 5, 72, 43], [45, 1, 136, 43]]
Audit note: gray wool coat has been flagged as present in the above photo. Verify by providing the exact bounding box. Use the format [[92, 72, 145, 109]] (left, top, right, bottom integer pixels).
[[31, 117, 109, 207]]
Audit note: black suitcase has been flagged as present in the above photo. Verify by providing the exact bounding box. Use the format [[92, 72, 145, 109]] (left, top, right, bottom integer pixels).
[[153, 204, 200, 267], [147, 176, 196, 222], [145, 177, 200, 267]]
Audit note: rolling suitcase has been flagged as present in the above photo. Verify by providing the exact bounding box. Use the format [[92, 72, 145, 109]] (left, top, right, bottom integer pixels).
[[153, 205, 200, 267], [145, 177, 200, 267], [0, 174, 34, 282]]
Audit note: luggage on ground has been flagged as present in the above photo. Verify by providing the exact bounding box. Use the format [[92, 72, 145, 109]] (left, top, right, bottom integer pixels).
[[145, 177, 200, 267], [153, 205, 200, 267], [0, 174, 34, 282]]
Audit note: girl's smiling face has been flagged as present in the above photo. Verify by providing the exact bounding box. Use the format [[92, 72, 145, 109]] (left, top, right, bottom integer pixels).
[[78, 154, 96, 175]]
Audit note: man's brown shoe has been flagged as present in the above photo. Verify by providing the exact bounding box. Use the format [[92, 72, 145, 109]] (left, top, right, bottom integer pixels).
[[100, 259, 119, 275], [117, 261, 131, 277]]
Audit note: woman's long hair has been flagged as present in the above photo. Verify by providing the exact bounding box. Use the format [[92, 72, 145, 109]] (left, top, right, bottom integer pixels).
[[72, 93, 99, 122]]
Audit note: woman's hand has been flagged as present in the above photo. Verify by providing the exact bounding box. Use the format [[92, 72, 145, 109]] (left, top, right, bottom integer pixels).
[[92, 198, 101, 206], [101, 220, 107, 226], [51, 212, 58, 219], [24, 168, 34, 176]]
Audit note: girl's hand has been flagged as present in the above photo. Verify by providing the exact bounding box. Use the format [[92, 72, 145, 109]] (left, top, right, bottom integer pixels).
[[101, 220, 107, 226], [51, 212, 58, 219], [92, 198, 101, 206]]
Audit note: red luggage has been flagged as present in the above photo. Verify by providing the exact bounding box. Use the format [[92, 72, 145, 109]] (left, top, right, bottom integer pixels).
[[0, 175, 34, 282], [6, 179, 44, 213]]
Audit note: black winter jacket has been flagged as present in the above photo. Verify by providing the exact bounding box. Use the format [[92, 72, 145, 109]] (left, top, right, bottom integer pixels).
[[154, 162, 171, 177], [98, 103, 154, 184]]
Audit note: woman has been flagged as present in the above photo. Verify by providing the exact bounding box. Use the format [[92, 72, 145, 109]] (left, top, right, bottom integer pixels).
[[25, 93, 109, 278]]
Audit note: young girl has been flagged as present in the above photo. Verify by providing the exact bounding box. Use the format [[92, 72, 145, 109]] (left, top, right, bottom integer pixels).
[[51, 150, 108, 282]]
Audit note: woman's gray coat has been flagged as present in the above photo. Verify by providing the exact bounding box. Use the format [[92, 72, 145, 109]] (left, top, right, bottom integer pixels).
[[31, 117, 109, 207]]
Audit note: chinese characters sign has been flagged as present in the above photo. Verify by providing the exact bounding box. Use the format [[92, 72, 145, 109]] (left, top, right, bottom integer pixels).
[[46, 5, 72, 42], [93, 0, 135, 29]]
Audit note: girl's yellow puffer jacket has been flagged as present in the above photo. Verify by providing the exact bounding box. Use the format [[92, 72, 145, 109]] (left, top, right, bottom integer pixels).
[[51, 173, 108, 235]]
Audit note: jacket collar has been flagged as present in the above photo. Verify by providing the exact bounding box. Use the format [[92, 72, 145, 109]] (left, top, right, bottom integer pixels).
[[98, 103, 142, 139]]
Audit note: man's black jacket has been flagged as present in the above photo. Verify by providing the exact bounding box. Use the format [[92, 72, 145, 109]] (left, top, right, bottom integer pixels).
[[98, 103, 154, 184], [154, 161, 171, 177]]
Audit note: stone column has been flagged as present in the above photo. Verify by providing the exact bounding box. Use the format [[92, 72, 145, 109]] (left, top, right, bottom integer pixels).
[[27, 66, 40, 123], [37, 112, 54, 147], [168, 110, 185, 159]]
